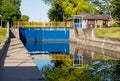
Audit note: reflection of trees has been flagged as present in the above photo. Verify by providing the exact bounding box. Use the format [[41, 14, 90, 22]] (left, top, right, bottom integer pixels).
[[41, 60, 120, 81], [51, 60, 64, 67], [89, 60, 120, 81]]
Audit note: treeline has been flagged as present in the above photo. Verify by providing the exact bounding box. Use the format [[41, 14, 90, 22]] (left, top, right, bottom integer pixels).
[[0, 0, 29, 27], [42, 0, 120, 22]]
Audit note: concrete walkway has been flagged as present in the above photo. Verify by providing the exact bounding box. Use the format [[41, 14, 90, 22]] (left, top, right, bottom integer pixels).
[[0, 38, 44, 81]]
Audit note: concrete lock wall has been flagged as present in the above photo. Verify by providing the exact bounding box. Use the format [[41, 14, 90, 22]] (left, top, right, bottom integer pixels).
[[70, 28, 120, 53], [77, 38, 120, 53]]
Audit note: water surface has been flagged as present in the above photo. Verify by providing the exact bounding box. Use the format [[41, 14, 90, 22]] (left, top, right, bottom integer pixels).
[[24, 41, 120, 81]]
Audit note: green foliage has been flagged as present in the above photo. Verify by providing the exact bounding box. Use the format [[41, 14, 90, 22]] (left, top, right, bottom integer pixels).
[[61, 0, 96, 18], [2, 0, 21, 6], [43, 0, 96, 21], [110, 23, 120, 27], [112, 0, 120, 20], [92, 0, 120, 21], [0, 0, 3, 14], [0, 28, 6, 43], [91, 0, 113, 15], [41, 60, 90, 81], [95, 53, 119, 60], [19, 15, 29, 21], [95, 28, 120, 39], [1, 4, 21, 22], [43, 0, 120, 21], [0, 0, 21, 26], [41, 59, 120, 81], [42, 0, 53, 5], [48, 3, 63, 21]]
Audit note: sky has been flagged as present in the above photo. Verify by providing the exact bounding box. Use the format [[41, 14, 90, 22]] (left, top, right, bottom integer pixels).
[[20, 0, 50, 22]]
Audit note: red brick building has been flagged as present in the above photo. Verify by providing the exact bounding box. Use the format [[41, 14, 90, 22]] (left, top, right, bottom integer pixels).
[[67, 14, 110, 28]]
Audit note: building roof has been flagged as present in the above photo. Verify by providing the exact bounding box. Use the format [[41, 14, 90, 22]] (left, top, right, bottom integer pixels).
[[67, 14, 109, 21]]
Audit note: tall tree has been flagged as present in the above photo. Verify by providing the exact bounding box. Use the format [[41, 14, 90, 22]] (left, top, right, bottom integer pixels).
[[48, 1, 64, 21], [61, 0, 97, 18], [0, 0, 3, 14], [112, 0, 120, 20], [91, 0, 120, 21], [42, 0, 96, 21], [0, 0, 21, 26], [91, 0, 113, 18], [2, 0, 21, 6], [1, 4, 21, 22], [19, 15, 29, 21]]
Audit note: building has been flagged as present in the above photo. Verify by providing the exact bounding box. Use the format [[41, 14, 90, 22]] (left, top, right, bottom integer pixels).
[[67, 14, 110, 28]]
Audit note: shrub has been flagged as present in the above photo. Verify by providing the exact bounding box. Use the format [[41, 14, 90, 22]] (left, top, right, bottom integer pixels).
[[110, 23, 120, 27]]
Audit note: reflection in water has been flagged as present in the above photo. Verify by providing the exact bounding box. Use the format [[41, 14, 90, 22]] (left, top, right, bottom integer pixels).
[[50, 54, 71, 60], [25, 42, 120, 81], [72, 55, 83, 68], [25, 41, 69, 54], [40, 59, 120, 81]]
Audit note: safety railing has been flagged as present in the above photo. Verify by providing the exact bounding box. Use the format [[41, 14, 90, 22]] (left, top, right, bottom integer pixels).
[[13, 21, 72, 27]]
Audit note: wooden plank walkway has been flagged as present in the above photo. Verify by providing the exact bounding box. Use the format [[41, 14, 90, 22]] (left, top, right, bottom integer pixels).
[[0, 38, 44, 81]]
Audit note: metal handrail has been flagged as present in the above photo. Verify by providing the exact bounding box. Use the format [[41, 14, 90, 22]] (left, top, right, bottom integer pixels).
[[13, 21, 72, 27]]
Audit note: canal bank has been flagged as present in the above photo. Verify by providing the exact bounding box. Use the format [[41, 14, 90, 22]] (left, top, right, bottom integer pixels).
[[70, 28, 120, 53], [0, 29, 44, 81]]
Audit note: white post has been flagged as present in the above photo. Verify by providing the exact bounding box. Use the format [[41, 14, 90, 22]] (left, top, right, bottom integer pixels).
[[7, 21, 9, 38], [7, 21, 9, 28], [0, 15, 2, 27], [81, 17, 83, 28], [18, 22, 20, 39], [62, 13, 65, 27], [95, 20, 96, 28], [78, 17, 80, 28], [72, 16, 74, 28], [1, 18, 2, 27]]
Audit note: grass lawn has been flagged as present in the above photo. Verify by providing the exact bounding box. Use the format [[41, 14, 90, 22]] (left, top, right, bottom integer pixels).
[[95, 53, 119, 60], [0, 28, 7, 44], [95, 27, 120, 39]]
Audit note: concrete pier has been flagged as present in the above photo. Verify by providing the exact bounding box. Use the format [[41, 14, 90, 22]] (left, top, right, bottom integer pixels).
[[0, 38, 44, 81]]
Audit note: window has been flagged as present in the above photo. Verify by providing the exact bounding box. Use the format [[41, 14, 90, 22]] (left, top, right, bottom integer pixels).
[[88, 20, 94, 24], [72, 55, 83, 68], [74, 19, 82, 23]]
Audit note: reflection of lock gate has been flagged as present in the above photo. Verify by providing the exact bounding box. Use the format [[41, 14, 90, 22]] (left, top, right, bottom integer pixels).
[[50, 55, 71, 60]]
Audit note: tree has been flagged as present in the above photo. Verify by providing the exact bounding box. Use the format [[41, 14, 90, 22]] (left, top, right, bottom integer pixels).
[[42, 0, 96, 21], [19, 15, 29, 21], [0, 0, 3, 14], [112, 0, 120, 20], [41, 59, 120, 81], [48, 2, 64, 21], [1, 4, 21, 22], [2, 0, 21, 6], [91, 0, 120, 21], [60, 0, 96, 18], [0, 0, 21, 27], [42, 0, 53, 5], [91, 0, 113, 18], [1, 4, 21, 27]]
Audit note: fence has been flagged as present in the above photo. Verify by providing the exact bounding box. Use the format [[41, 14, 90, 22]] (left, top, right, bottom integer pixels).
[[13, 21, 72, 27]]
